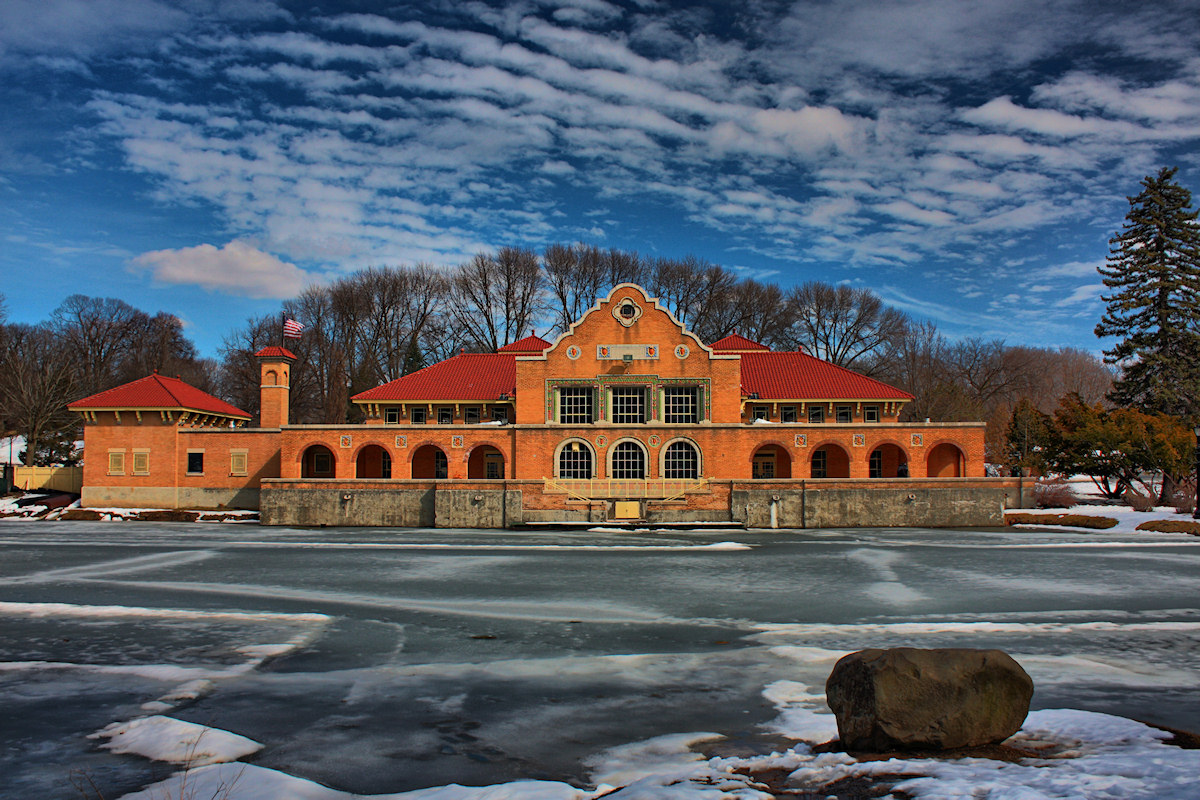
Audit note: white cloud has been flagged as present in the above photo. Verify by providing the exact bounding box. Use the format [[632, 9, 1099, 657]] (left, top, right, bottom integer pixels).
[[130, 240, 314, 299]]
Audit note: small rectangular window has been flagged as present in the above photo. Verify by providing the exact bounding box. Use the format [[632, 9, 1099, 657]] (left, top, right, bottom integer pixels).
[[781, 406, 797, 423], [492, 406, 509, 424], [808, 406, 825, 423], [812, 449, 828, 478], [836, 405, 853, 423], [664, 387, 699, 424], [410, 407, 426, 424], [465, 407, 480, 424], [438, 407, 453, 425], [869, 450, 882, 478], [384, 408, 400, 424], [559, 387, 594, 424], [864, 405, 880, 423], [611, 386, 647, 424], [108, 451, 125, 475], [313, 452, 333, 475], [132, 451, 149, 475], [485, 456, 503, 479], [752, 405, 769, 421], [752, 457, 775, 479], [186, 451, 204, 475], [230, 451, 248, 476]]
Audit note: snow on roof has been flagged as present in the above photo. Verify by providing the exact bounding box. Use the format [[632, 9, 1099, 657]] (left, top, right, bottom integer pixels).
[[497, 335, 552, 353], [740, 351, 913, 401], [352, 353, 517, 402], [254, 346, 297, 359], [68, 374, 251, 418], [710, 334, 770, 352]]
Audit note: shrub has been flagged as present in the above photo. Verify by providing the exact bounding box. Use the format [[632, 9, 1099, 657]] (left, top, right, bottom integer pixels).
[[1033, 479, 1077, 509], [1167, 478, 1196, 515], [1006, 512, 1118, 529], [1135, 519, 1200, 535], [1123, 488, 1156, 512]]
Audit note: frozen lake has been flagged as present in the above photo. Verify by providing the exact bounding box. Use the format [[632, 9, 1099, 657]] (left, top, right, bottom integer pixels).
[[2, 521, 1199, 799]]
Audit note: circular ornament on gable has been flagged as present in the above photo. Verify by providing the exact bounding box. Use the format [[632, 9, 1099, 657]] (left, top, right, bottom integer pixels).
[[612, 298, 643, 327], [566, 345, 582, 360], [674, 344, 689, 359]]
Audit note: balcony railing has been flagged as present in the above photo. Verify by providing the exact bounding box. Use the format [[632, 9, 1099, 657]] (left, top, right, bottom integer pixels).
[[543, 477, 708, 502]]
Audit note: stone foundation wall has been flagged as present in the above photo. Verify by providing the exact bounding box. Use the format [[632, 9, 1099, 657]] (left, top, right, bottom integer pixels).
[[81, 486, 260, 510]]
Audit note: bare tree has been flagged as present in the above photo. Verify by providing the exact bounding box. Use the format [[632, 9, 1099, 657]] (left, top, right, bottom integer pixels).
[[448, 247, 544, 351], [544, 242, 607, 336], [783, 282, 909, 373], [52, 295, 142, 397], [0, 324, 78, 465]]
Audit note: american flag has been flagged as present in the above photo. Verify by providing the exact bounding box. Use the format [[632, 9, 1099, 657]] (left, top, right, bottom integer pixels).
[[283, 318, 304, 339]]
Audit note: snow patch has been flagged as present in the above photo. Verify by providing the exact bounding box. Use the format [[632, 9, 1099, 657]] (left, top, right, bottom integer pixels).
[[91, 716, 262, 766]]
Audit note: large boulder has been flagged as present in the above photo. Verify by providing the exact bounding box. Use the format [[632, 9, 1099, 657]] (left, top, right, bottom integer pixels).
[[825, 647, 1033, 752]]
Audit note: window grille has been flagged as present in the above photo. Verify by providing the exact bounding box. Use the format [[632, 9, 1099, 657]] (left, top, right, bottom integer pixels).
[[808, 406, 824, 423], [465, 407, 480, 424], [869, 450, 882, 478], [485, 456, 503, 479], [864, 405, 880, 423], [558, 442, 593, 479], [663, 387, 699, 423], [434, 450, 448, 479], [812, 449, 828, 478], [108, 451, 125, 475], [438, 407, 453, 424], [611, 387, 646, 424], [610, 441, 646, 478], [559, 387, 593, 424], [384, 408, 400, 424], [752, 456, 775, 479], [781, 406, 797, 423], [230, 452, 248, 476], [836, 405, 852, 423], [752, 405, 769, 421], [132, 452, 149, 475], [411, 407, 426, 424], [663, 441, 699, 479], [492, 406, 509, 424]]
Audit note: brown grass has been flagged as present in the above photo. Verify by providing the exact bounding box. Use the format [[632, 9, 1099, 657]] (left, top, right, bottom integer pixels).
[[1134, 519, 1200, 535], [1006, 513, 1118, 529]]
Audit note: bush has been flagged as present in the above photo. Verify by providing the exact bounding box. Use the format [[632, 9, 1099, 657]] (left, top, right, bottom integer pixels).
[[1006, 512, 1118, 529], [1033, 479, 1077, 509], [1167, 477, 1196, 515], [1123, 488, 1156, 512], [1135, 519, 1200, 535]]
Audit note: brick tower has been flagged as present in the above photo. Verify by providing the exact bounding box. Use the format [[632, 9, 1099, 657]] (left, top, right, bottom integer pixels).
[[255, 346, 296, 428]]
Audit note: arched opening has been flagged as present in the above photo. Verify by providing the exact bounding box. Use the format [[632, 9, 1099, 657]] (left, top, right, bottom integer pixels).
[[265, 369, 277, 385], [869, 444, 908, 478], [662, 440, 700, 479], [557, 440, 594, 479], [301, 444, 335, 479], [412, 445, 449, 479], [467, 446, 505, 479], [356, 444, 392, 479], [927, 442, 965, 477], [610, 440, 646, 479], [752, 444, 791, 479], [811, 444, 849, 478]]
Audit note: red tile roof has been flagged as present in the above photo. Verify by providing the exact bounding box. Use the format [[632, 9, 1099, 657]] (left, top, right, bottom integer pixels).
[[352, 353, 517, 402], [255, 346, 297, 359], [497, 335, 551, 353], [68, 374, 251, 418], [711, 334, 770, 352], [740, 352, 913, 401]]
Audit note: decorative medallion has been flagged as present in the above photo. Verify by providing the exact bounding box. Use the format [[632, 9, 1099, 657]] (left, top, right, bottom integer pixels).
[[612, 298, 643, 327], [395, 435, 407, 448], [674, 344, 689, 359], [645, 345, 657, 358], [852, 434, 866, 448], [598, 346, 610, 358], [451, 435, 464, 449], [794, 434, 807, 448], [340, 435, 352, 448], [566, 345, 582, 360], [648, 434, 662, 448], [911, 433, 923, 447], [594, 435, 608, 448]]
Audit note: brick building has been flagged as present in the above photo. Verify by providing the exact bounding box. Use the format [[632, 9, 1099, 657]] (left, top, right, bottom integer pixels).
[[71, 284, 1012, 527]]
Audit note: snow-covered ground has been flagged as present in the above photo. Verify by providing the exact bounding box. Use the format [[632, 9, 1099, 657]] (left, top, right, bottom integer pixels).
[[1009, 503, 1196, 535], [3, 522, 1200, 799]]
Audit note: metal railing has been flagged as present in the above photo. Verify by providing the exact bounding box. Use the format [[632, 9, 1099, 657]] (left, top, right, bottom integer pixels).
[[543, 477, 708, 502]]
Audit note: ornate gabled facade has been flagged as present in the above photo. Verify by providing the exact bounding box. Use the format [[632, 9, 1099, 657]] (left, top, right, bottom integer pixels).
[[72, 284, 1015, 527]]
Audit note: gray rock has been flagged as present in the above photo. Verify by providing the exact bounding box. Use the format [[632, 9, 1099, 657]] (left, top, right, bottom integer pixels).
[[825, 647, 1033, 752]]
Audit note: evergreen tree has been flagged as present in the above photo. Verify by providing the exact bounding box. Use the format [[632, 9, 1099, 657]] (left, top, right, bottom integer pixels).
[[1095, 167, 1200, 419], [1003, 398, 1054, 477]]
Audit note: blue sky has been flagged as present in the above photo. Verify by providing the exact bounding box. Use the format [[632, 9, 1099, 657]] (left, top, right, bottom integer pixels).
[[2, 0, 1199, 360]]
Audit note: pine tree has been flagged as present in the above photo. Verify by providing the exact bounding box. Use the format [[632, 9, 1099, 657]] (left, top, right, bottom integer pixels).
[[1095, 167, 1200, 419]]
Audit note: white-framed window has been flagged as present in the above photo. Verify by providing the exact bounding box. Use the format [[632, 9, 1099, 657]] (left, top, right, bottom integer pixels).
[[663, 387, 699, 423], [559, 387, 594, 424], [864, 405, 880, 423], [752, 405, 769, 422], [384, 407, 400, 424], [808, 406, 825, 423], [662, 440, 699, 479], [411, 407, 427, 424], [610, 440, 646, 478], [611, 386, 647, 424], [230, 450, 248, 476], [465, 406, 480, 424], [186, 450, 204, 475], [836, 405, 853, 423], [132, 450, 149, 476], [437, 407, 453, 425], [107, 450, 125, 476], [557, 440, 593, 479], [781, 406, 797, 423]]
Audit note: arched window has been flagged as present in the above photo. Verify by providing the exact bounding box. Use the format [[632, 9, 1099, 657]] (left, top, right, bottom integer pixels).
[[301, 445, 335, 478], [610, 440, 646, 479], [662, 440, 699, 479], [557, 440, 593, 479]]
